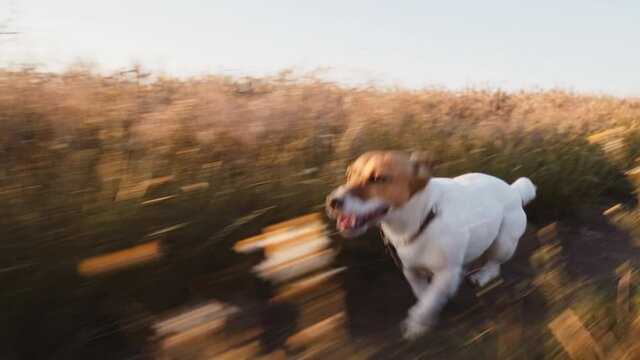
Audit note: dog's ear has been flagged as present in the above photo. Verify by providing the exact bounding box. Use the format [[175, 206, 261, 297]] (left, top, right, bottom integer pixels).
[[410, 151, 435, 180], [409, 151, 434, 193]]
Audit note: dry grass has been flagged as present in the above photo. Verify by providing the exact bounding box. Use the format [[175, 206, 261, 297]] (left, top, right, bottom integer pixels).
[[2, 66, 640, 358]]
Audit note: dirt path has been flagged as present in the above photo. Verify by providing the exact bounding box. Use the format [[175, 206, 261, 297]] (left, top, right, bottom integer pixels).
[[336, 204, 640, 359]]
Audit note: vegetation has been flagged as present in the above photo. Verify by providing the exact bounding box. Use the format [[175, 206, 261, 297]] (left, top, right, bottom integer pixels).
[[1, 67, 640, 358]]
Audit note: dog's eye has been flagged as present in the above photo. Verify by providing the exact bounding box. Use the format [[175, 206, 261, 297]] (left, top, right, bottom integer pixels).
[[368, 174, 389, 184]]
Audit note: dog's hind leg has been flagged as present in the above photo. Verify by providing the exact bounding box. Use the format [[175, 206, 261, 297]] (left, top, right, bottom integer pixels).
[[469, 207, 527, 287]]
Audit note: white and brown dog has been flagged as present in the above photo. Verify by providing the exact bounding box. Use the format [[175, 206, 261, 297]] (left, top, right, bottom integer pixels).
[[326, 151, 536, 340]]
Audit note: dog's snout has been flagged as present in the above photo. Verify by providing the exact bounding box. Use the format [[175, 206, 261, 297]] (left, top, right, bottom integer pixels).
[[326, 185, 348, 219], [329, 197, 344, 210]]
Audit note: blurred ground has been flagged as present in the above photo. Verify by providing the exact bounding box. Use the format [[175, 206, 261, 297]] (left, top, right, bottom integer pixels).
[[338, 202, 640, 359], [9, 197, 640, 360], [158, 200, 640, 360]]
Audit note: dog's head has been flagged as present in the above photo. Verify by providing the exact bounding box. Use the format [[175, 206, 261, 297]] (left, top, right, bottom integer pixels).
[[326, 150, 434, 237]]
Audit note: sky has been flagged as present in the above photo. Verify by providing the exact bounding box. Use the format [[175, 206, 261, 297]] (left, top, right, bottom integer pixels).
[[2, 0, 640, 96]]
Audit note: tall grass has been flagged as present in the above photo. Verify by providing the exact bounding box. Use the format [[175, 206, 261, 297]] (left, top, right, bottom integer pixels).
[[1, 67, 640, 358], [2, 66, 639, 282]]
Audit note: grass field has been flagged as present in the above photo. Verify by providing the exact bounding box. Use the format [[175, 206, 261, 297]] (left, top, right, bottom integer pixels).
[[2, 67, 640, 359]]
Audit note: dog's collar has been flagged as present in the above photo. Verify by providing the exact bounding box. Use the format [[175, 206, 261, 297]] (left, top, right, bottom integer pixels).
[[382, 207, 437, 245], [380, 207, 437, 270], [409, 208, 437, 243]]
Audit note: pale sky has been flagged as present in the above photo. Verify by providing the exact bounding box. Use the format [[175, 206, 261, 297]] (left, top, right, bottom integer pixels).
[[3, 0, 640, 96]]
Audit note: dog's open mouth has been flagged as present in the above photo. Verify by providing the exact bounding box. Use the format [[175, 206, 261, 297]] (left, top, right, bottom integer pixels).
[[336, 206, 389, 232]]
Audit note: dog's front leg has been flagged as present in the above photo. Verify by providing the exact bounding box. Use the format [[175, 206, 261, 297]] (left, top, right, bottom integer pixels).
[[403, 268, 430, 298], [401, 266, 461, 340]]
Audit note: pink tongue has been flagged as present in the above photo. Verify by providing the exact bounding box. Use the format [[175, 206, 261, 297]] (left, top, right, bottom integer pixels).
[[337, 214, 356, 230]]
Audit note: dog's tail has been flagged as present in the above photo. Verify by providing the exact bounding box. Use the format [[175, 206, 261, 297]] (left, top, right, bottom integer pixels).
[[511, 177, 536, 206]]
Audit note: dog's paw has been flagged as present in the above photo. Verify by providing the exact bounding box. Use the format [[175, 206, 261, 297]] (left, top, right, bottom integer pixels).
[[400, 318, 430, 341], [468, 266, 499, 287]]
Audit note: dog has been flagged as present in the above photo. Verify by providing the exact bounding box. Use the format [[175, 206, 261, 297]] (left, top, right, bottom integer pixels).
[[325, 150, 536, 340]]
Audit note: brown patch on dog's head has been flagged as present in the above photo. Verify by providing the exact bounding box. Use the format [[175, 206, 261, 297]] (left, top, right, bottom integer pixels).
[[325, 150, 435, 236], [344, 150, 434, 207]]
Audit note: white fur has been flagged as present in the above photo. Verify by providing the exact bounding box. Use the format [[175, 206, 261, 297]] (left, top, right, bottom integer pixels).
[[330, 185, 388, 214], [370, 173, 534, 339], [511, 177, 537, 205]]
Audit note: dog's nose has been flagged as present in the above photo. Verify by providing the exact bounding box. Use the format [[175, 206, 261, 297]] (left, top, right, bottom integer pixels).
[[329, 197, 344, 210]]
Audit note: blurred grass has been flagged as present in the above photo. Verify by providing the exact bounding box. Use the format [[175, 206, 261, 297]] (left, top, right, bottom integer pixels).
[[0, 66, 637, 292], [1, 66, 640, 358]]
